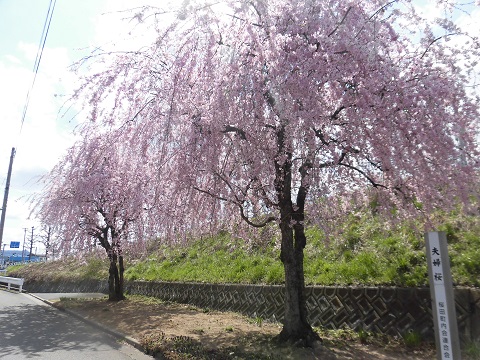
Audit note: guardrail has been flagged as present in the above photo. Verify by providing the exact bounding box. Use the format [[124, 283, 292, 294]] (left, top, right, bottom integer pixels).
[[0, 276, 24, 292]]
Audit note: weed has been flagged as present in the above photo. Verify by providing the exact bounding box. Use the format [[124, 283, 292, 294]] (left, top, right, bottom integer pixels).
[[225, 326, 234, 332], [128, 294, 164, 306], [357, 328, 370, 344], [403, 330, 422, 348], [140, 332, 273, 360], [315, 326, 358, 341], [171, 335, 203, 354], [464, 340, 480, 360], [140, 332, 167, 356], [248, 316, 264, 327]]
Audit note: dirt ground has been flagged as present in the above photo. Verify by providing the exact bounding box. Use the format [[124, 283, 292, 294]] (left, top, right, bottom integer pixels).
[[54, 295, 436, 360]]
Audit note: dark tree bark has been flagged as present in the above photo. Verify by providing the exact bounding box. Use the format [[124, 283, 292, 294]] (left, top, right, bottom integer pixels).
[[108, 252, 125, 301], [96, 226, 125, 302], [108, 254, 116, 301], [274, 125, 320, 345], [277, 198, 320, 345], [117, 255, 125, 300]]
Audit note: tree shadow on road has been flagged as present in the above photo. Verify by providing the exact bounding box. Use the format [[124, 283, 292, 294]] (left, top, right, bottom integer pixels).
[[0, 293, 124, 358]]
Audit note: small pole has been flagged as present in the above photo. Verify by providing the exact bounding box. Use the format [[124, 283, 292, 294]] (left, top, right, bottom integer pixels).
[[46, 226, 51, 261], [29, 226, 34, 261], [1, 243, 5, 266]]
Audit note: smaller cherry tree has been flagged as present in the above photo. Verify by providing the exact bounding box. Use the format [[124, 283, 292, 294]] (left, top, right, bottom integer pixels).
[[35, 127, 157, 301]]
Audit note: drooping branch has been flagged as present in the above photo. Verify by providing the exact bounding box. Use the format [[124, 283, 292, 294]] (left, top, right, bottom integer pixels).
[[239, 209, 276, 228], [213, 170, 247, 201], [212, 171, 276, 227], [369, 0, 398, 21], [193, 185, 275, 228], [421, 33, 460, 59], [354, 1, 399, 39], [328, 6, 353, 37], [365, 156, 384, 172], [125, 97, 156, 125], [225, 13, 263, 28], [338, 162, 387, 189]]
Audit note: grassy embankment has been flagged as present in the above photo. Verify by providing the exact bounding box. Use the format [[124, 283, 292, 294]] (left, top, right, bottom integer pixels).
[[9, 211, 480, 287]]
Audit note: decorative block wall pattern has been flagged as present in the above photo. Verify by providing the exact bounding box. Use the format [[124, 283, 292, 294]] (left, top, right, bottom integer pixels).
[[125, 282, 479, 341], [25, 279, 479, 342]]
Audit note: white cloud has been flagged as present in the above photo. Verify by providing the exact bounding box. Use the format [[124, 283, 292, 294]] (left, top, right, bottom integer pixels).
[[4, 54, 22, 65], [0, 42, 78, 253]]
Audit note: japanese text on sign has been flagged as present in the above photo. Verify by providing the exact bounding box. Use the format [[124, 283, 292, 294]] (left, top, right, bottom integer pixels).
[[427, 233, 454, 360]]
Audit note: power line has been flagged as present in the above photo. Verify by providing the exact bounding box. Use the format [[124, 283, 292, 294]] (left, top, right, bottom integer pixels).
[[19, 0, 57, 133], [0, 0, 57, 251]]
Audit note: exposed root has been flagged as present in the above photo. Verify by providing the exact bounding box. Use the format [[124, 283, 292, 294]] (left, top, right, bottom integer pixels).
[[275, 325, 322, 348]]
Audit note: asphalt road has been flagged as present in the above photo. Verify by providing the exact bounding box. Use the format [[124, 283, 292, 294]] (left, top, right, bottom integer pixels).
[[0, 290, 151, 360]]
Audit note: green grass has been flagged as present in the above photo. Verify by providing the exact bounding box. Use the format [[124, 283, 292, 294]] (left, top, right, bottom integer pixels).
[[122, 210, 479, 287], [9, 210, 480, 287], [402, 330, 422, 348], [302, 214, 428, 286], [7, 255, 109, 282], [124, 234, 285, 284]]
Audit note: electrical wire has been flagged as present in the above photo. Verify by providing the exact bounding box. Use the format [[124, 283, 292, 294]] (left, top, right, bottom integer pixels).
[[19, 0, 57, 133], [0, 0, 57, 256]]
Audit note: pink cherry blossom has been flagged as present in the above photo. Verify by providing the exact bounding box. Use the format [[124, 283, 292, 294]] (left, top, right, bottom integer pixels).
[[39, 0, 479, 343]]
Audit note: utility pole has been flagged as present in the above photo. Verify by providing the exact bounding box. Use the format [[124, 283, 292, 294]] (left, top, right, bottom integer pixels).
[[22, 227, 27, 262], [0, 147, 16, 252], [29, 226, 34, 261]]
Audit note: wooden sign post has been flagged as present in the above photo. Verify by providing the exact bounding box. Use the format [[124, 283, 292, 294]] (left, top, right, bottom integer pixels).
[[425, 231, 461, 360]]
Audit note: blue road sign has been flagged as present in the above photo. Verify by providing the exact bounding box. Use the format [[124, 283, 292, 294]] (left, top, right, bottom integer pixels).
[[10, 241, 20, 248]]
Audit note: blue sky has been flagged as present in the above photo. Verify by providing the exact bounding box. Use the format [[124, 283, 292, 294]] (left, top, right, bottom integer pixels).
[[0, 0, 478, 256], [0, 0, 100, 55]]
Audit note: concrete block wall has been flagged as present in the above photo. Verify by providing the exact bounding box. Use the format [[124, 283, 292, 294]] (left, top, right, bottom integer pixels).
[[25, 279, 479, 342]]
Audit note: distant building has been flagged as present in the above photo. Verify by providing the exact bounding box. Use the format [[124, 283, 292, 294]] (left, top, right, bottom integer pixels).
[[0, 249, 44, 266]]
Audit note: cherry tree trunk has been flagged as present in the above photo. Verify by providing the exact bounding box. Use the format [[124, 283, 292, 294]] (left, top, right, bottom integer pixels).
[[278, 208, 320, 345], [118, 255, 125, 299], [108, 254, 125, 301]]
